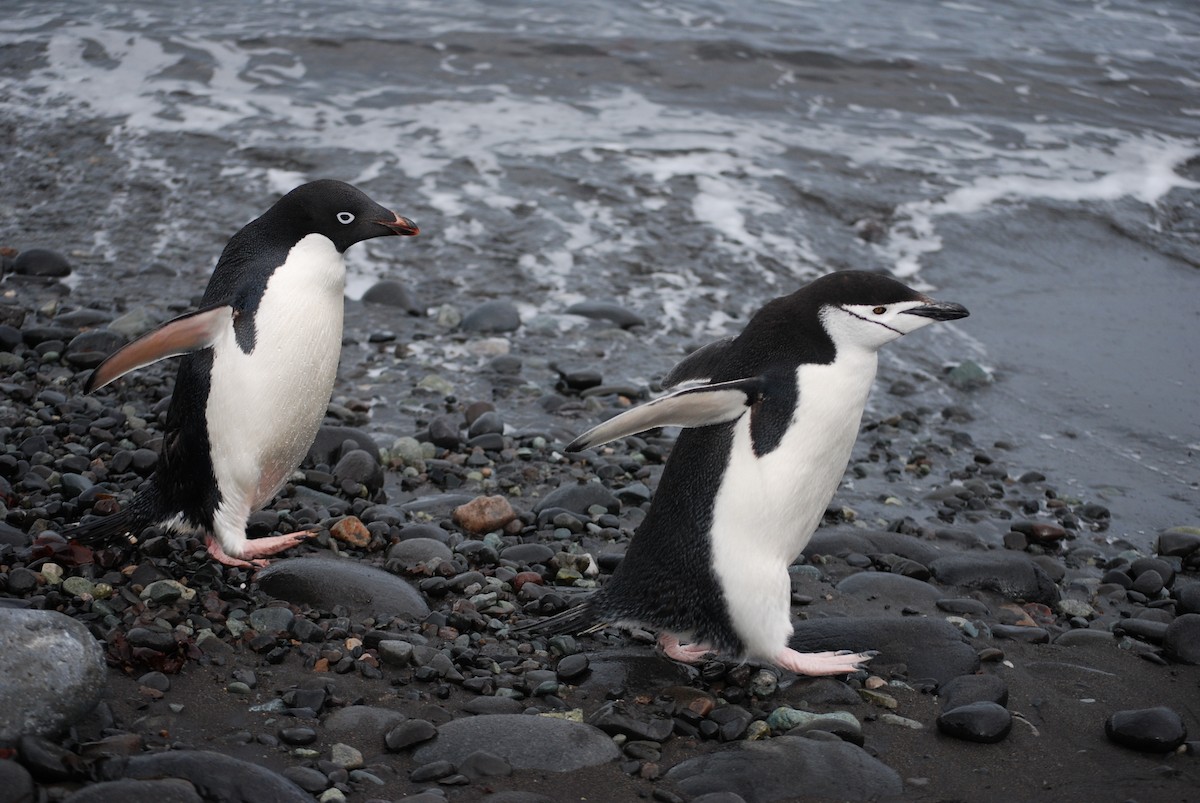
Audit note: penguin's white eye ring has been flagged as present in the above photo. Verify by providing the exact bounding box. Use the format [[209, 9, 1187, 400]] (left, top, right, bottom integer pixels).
[[336, 212, 355, 224], [872, 306, 887, 315]]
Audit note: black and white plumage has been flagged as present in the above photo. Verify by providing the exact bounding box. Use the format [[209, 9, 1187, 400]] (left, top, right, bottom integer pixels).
[[66, 180, 418, 567], [524, 270, 968, 675]]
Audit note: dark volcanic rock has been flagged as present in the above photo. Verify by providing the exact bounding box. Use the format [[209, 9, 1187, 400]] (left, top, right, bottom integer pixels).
[[937, 701, 1012, 743], [412, 714, 620, 772], [62, 778, 204, 803], [533, 482, 620, 515], [929, 552, 1060, 604], [835, 572, 942, 605], [0, 609, 107, 743], [564, 301, 646, 329], [938, 673, 1008, 710], [461, 300, 521, 333], [1163, 614, 1200, 664], [322, 705, 407, 753], [789, 617, 978, 685], [13, 248, 71, 277], [361, 279, 422, 313], [256, 557, 429, 619], [665, 735, 901, 801], [122, 751, 310, 802], [1105, 707, 1187, 753], [805, 529, 943, 566]]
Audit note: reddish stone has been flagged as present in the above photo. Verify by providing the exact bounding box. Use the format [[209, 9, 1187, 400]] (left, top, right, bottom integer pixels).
[[513, 571, 543, 591], [331, 516, 371, 548], [452, 495, 518, 534]]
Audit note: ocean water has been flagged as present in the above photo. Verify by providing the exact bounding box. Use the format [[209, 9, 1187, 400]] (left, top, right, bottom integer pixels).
[[1, 0, 1197, 539]]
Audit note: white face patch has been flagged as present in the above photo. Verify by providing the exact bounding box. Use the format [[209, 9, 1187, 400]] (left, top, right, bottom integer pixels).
[[823, 300, 937, 352], [336, 211, 355, 224]]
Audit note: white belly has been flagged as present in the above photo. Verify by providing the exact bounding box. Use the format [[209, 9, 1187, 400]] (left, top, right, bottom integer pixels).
[[709, 351, 879, 657], [205, 234, 346, 536]]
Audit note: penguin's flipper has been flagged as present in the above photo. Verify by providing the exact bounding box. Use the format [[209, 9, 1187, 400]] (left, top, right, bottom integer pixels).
[[85, 305, 234, 393], [662, 337, 734, 388], [567, 376, 765, 451]]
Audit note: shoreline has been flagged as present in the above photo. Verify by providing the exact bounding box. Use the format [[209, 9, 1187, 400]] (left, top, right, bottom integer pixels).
[[1, 270, 1198, 801]]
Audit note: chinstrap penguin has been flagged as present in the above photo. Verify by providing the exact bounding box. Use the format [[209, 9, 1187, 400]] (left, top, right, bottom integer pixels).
[[520, 270, 968, 675], [65, 180, 418, 567]]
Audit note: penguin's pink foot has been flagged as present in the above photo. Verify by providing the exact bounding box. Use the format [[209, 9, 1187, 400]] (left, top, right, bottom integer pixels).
[[773, 647, 877, 676], [205, 530, 314, 568], [658, 633, 716, 664]]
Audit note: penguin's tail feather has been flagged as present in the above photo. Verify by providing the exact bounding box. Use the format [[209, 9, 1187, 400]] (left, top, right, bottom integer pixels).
[[61, 508, 143, 550], [510, 599, 604, 637]]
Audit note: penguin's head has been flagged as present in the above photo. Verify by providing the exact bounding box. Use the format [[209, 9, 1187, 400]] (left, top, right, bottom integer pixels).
[[813, 270, 969, 352], [274, 179, 419, 252]]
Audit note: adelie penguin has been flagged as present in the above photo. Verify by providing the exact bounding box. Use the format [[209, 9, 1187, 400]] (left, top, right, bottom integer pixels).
[[65, 180, 418, 568], [520, 270, 968, 675]]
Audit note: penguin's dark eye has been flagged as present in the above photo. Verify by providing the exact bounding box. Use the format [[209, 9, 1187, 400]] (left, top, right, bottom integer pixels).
[[336, 212, 355, 224], [872, 306, 887, 315]]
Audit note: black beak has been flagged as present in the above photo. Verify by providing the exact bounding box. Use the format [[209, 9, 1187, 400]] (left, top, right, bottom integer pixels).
[[379, 212, 419, 236], [904, 300, 969, 321]]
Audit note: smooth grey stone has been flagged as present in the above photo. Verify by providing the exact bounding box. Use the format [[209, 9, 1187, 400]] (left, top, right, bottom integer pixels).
[[835, 571, 942, 604], [123, 751, 309, 802], [1053, 629, 1116, 648], [1106, 707, 1187, 753], [387, 537, 453, 566], [786, 677, 862, 707], [989, 624, 1050, 643], [462, 696, 525, 715], [467, 411, 505, 437], [413, 714, 619, 772], [62, 778, 204, 803], [1163, 614, 1200, 664], [0, 756, 35, 802], [248, 606, 294, 635], [1176, 582, 1200, 616], [256, 557, 428, 620], [400, 494, 474, 516], [0, 609, 106, 743], [564, 301, 646, 329], [500, 543, 555, 565], [307, 425, 380, 466], [398, 523, 453, 543], [458, 749, 513, 779], [929, 552, 1059, 604], [361, 279, 421, 313], [1113, 618, 1170, 643], [322, 706, 407, 753], [1130, 557, 1175, 589], [665, 735, 901, 801], [333, 449, 384, 493], [533, 482, 620, 515], [461, 300, 521, 333], [588, 700, 674, 742], [556, 653, 590, 681], [378, 640, 414, 667], [1158, 528, 1200, 558], [937, 701, 1012, 743], [938, 673, 1008, 710], [280, 766, 328, 793], [66, 329, 125, 360], [936, 598, 991, 616], [804, 529, 943, 566], [386, 718, 438, 751], [790, 617, 978, 685], [13, 248, 70, 277]]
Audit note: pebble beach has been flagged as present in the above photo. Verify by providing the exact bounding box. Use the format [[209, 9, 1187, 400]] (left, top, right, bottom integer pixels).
[[1, 252, 1198, 802]]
